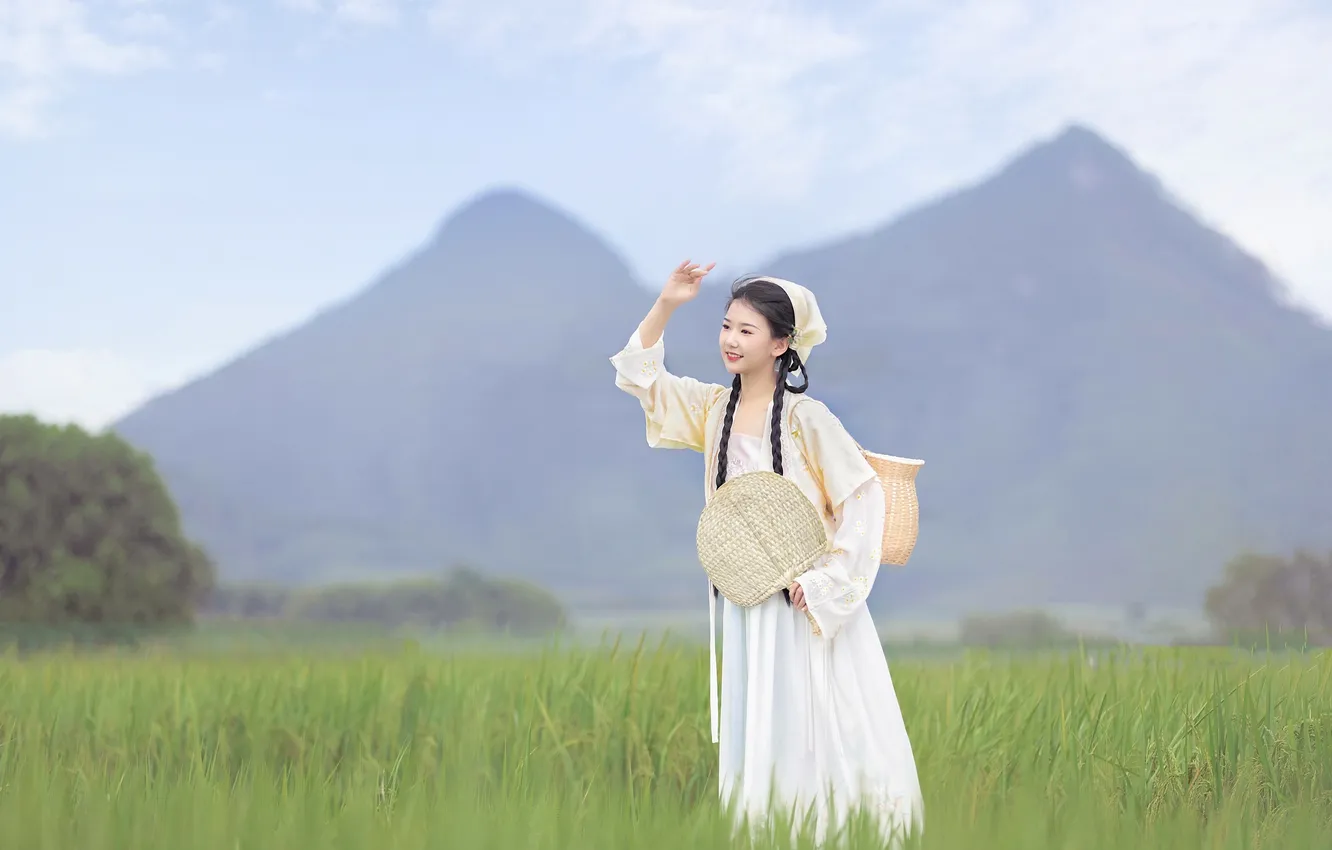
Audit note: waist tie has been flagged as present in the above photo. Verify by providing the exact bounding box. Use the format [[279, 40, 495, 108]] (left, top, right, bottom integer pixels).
[[708, 582, 719, 744], [806, 626, 817, 751]]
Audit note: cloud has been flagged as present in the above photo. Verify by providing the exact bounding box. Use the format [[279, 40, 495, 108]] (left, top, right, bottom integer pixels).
[[0, 0, 170, 136], [204, 2, 242, 28], [0, 348, 171, 431], [277, 0, 400, 26], [118, 8, 174, 39], [427, 0, 866, 198], [276, 0, 322, 12], [841, 0, 1332, 315], [421, 0, 1332, 317], [333, 0, 398, 26], [0, 82, 50, 137], [193, 49, 226, 71]]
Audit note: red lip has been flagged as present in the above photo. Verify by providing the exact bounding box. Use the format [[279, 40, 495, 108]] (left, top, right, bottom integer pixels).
[[725, 353, 741, 361]]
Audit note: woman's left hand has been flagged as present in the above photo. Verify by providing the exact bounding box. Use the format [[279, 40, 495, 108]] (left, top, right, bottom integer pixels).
[[789, 582, 807, 611]]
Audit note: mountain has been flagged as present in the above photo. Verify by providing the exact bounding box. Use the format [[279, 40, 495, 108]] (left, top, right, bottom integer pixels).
[[667, 125, 1332, 610], [113, 188, 705, 605], [112, 126, 1332, 614]]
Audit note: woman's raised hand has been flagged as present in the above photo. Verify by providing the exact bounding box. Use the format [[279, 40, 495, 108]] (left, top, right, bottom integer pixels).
[[659, 260, 715, 307]]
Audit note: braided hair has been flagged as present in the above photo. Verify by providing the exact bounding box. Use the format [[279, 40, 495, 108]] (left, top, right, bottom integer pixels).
[[711, 276, 811, 603]]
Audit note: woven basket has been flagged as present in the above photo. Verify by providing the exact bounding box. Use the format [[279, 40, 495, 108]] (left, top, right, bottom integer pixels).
[[696, 471, 830, 608], [860, 450, 924, 565]]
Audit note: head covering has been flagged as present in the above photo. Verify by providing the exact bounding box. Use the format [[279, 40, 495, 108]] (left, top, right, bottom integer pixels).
[[754, 276, 827, 363]]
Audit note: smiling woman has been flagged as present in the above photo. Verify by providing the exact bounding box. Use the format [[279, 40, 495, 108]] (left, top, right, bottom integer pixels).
[[609, 261, 925, 845]]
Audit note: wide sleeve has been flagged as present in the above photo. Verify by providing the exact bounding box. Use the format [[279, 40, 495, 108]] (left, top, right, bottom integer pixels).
[[609, 328, 727, 453], [789, 400, 884, 639]]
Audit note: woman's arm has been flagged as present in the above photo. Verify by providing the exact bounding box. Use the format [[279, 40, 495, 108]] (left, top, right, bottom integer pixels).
[[639, 259, 713, 344], [788, 399, 885, 639], [793, 477, 885, 639], [635, 296, 676, 349], [609, 261, 726, 453]]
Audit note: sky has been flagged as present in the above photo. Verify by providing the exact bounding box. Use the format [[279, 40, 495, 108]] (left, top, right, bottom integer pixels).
[[3, 0, 1330, 430]]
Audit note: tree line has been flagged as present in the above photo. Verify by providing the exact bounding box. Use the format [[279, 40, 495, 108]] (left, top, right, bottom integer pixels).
[[0, 414, 564, 643], [1204, 550, 1332, 647], [1, 413, 1326, 646], [202, 567, 566, 636], [951, 549, 1332, 649]]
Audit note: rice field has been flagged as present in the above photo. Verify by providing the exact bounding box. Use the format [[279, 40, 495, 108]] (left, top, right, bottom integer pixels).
[[0, 637, 1329, 849]]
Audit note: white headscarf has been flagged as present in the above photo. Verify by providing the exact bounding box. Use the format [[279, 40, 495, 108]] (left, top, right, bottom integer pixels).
[[752, 276, 828, 363]]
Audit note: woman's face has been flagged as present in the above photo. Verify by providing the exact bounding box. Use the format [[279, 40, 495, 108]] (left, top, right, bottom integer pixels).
[[719, 299, 789, 377]]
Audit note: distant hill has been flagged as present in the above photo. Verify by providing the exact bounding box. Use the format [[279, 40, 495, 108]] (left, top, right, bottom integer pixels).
[[112, 125, 1332, 614], [113, 189, 705, 606]]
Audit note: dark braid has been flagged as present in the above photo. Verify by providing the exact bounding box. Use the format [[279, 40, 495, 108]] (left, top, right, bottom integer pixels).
[[768, 348, 809, 475], [711, 377, 741, 602], [714, 375, 743, 492], [770, 357, 788, 476]]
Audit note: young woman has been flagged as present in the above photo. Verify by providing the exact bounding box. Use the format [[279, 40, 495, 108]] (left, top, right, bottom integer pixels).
[[610, 261, 925, 844]]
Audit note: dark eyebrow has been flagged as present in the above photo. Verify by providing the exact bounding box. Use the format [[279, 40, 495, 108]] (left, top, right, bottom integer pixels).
[[722, 318, 759, 329]]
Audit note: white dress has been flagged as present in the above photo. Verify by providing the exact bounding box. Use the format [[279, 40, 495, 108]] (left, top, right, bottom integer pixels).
[[607, 328, 924, 845], [715, 431, 924, 846]]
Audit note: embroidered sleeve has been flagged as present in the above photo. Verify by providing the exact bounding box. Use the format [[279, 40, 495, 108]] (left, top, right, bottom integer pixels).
[[609, 328, 726, 453], [788, 399, 884, 639], [793, 475, 885, 639]]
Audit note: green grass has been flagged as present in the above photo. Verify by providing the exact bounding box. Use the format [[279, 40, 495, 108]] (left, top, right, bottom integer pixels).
[[0, 638, 1330, 848]]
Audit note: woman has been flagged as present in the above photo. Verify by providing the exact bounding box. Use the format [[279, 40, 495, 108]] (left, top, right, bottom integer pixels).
[[609, 260, 925, 845]]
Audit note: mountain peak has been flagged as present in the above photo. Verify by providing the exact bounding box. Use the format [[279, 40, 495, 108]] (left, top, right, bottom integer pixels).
[[996, 122, 1155, 195], [433, 186, 581, 240], [1047, 122, 1123, 155], [422, 185, 634, 280]]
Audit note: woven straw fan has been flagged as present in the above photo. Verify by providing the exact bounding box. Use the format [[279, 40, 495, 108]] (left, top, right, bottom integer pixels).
[[697, 471, 829, 609], [695, 472, 831, 637]]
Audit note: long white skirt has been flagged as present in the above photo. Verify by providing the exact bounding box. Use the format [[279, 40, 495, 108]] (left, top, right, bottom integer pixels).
[[716, 592, 924, 845]]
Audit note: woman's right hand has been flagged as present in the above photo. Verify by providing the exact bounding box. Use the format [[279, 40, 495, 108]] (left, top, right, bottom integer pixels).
[[659, 260, 715, 307]]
